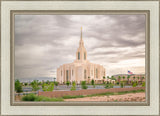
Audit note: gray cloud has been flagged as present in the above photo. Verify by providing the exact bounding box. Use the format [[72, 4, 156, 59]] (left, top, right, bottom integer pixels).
[[15, 15, 145, 78]]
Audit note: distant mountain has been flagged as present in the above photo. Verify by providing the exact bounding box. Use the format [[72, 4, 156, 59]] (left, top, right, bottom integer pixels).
[[16, 77, 56, 83]]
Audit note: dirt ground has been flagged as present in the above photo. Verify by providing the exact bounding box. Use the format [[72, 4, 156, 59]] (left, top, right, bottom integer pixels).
[[64, 92, 145, 102]]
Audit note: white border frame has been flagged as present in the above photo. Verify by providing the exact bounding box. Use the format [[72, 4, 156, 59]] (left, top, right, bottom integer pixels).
[[1, 1, 159, 115]]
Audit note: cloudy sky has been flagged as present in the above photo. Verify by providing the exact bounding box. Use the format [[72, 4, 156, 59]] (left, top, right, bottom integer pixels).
[[15, 15, 145, 80]]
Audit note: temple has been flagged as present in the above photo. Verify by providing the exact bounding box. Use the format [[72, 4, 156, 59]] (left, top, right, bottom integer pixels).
[[57, 27, 106, 84]]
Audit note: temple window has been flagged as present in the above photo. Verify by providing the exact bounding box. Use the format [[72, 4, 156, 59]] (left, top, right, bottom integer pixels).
[[66, 70, 69, 81], [96, 69, 98, 78], [72, 70, 74, 76], [84, 52, 86, 60], [84, 69, 86, 79], [91, 70, 93, 76], [78, 52, 80, 60]]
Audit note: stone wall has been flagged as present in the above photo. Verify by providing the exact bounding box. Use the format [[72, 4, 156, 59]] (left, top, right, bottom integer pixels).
[[38, 87, 145, 98]]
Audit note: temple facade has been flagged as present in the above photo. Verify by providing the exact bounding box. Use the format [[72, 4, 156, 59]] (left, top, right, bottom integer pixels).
[[57, 28, 106, 84]]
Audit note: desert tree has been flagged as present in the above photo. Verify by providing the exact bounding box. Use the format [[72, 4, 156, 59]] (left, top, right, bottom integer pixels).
[[31, 80, 40, 91], [127, 75, 130, 84], [15, 79, 23, 93], [118, 76, 121, 84]]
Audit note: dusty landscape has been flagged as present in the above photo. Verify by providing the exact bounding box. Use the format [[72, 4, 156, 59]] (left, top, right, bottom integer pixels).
[[64, 92, 145, 102]]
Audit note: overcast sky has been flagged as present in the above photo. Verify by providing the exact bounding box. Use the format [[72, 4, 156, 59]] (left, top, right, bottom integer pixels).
[[15, 15, 145, 79]]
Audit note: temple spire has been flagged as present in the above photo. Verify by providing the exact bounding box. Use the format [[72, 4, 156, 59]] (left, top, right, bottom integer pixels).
[[79, 27, 84, 47], [81, 27, 82, 40], [76, 27, 87, 61]]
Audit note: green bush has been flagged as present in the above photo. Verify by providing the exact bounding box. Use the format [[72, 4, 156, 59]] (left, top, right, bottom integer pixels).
[[22, 93, 36, 101], [66, 81, 70, 87], [116, 81, 119, 85], [62, 95, 84, 99], [107, 81, 110, 84], [124, 80, 128, 85], [105, 83, 113, 89], [31, 80, 40, 91], [22, 93, 63, 101], [132, 82, 137, 87], [91, 79, 94, 86], [142, 82, 145, 87], [105, 84, 109, 89], [81, 81, 88, 89], [38, 82, 42, 85], [15, 79, 23, 93], [70, 81, 76, 91], [54, 81, 59, 87], [46, 80, 50, 84], [120, 82, 124, 88], [24, 83, 28, 86], [42, 82, 54, 91]]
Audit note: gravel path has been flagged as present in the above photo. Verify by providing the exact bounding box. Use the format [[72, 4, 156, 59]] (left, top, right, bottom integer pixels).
[[64, 92, 145, 102]]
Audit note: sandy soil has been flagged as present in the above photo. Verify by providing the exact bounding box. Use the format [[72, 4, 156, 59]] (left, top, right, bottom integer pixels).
[[64, 92, 145, 102]]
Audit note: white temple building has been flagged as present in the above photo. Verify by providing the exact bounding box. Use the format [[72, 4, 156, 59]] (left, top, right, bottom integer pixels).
[[57, 28, 106, 84]]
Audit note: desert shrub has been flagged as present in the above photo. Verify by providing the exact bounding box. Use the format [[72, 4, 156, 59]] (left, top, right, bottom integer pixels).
[[54, 81, 59, 87], [15, 79, 23, 93], [38, 82, 42, 85], [116, 81, 119, 85], [22, 93, 63, 101], [132, 82, 137, 87], [91, 79, 94, 86], [62, 95, 84, 99], [22, 93, 36, 101], [46, 80, 50, 84], [124, 80, 128, 85], [142, 82, 145, 87], [103, 76, 106, 84], [70, 81, 76, 91], [35, 96, 63, 101], [105, 83, 113, 89], [120, 82, 124, 88], [81, 81, 88, 89], [105, 84, 109, 89], [66, 81, 70, 87], [42, 82, 54, 91], [31, 80, 40, 91], [47, 82, 54, 91], [24, 83, 28, 86]]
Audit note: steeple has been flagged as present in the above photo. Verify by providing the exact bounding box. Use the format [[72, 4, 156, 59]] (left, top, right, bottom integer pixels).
[[76, 27, 87, 61], [79, 27, 84, 47], [81, 27, 82, 40]]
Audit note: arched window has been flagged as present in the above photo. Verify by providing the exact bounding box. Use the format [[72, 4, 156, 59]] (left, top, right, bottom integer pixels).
[[84, 52, 86, 60], [78, 52, 80, 60]]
